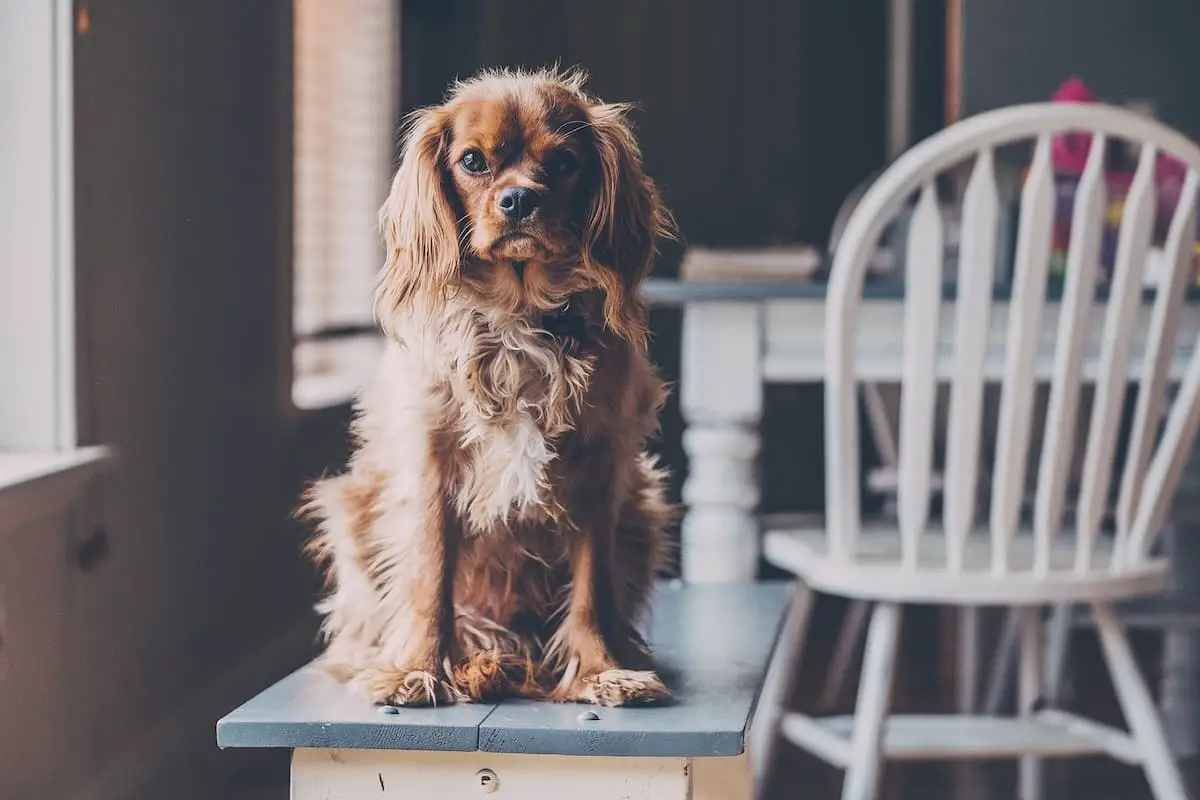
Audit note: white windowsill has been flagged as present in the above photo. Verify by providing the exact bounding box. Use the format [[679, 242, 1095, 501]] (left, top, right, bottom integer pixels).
[[0, 445, 112, 532], [292, 335, 382, 412], [292, 370, 365, 411]]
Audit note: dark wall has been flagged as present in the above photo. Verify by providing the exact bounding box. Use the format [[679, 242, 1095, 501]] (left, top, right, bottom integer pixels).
[[959, 0, 1200, 136], [401, 0, 890, 535], [71, 2, 320, 784], [405, 0, 888, 248]]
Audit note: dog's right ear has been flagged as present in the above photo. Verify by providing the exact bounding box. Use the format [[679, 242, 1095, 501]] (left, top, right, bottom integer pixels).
[[375, 106, 460, 336]]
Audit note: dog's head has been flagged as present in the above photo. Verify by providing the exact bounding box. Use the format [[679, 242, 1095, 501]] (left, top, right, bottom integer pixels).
[[376, 67, 674, 347]]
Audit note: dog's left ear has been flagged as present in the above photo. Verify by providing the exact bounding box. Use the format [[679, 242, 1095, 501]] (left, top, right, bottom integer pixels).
[[581, 103, 675, 349]]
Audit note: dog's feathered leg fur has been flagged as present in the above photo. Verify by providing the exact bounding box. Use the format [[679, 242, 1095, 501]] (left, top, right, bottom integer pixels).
[[546, 441, 670, 707], [307, 432, 465, 707]]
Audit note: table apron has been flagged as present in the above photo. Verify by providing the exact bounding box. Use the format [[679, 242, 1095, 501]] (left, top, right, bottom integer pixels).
[[760, 298, 1200, 383]]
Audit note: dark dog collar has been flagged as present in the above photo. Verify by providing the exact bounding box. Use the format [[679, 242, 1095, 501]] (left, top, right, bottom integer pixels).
[[540, 304, 590, 349]]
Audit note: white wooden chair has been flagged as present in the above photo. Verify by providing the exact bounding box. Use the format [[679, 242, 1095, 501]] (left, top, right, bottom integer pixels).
[[752, 103, 1200, 800]]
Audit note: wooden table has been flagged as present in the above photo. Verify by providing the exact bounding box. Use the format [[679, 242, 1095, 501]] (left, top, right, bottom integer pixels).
[[643, 274, 1200, 584], [218, 581, 791, 799]]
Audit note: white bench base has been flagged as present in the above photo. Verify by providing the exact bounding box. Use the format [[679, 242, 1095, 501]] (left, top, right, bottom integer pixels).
[[291, 746, 751, 800]]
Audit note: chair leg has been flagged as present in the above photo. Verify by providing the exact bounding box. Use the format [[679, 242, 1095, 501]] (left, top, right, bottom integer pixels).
[[983, 604, 1074, 717], [842, 602, 902, 800], [1042, 602, 1073, 708], [820, 600, 872, 710], [1093, 602, 1191, 800], [749, 581, 815, 795], [1018, 606, 1044, 800], [957, 607, 981, 713], [982, 607, 1021, 714]]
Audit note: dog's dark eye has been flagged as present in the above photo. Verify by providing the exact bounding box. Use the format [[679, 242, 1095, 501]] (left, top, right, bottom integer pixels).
[[459, 150, 489, 175], [547, 150, 579, 175]]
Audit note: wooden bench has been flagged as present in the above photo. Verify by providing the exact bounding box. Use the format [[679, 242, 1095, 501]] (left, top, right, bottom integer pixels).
[[217, 580, 792, 799]]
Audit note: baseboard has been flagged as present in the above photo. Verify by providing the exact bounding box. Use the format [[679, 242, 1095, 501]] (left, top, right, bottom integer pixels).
[[70, 615, 318, 800]]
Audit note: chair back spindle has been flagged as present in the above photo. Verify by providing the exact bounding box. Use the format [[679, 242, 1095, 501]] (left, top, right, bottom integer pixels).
[[1030, 133, 1108, 575], [897, 183, 943, 569], [944, 149, 999, 573], [989, 135, 1056, 574]]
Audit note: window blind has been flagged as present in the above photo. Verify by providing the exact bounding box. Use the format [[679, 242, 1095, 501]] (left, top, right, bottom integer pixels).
[[292, 0, 397, 404]]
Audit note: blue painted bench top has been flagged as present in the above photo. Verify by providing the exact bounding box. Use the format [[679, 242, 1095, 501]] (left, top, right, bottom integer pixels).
[[217, 580, 792, 758]]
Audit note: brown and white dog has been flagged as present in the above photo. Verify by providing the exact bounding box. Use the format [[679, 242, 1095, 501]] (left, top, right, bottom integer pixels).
[[302, 68, 677, 708]]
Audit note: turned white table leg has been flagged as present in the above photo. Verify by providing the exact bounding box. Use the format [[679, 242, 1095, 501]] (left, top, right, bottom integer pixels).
[[680, 302, 764, 583]]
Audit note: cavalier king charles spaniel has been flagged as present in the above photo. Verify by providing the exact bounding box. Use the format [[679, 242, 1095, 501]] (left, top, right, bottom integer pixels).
[[302, 68, 677, 708]]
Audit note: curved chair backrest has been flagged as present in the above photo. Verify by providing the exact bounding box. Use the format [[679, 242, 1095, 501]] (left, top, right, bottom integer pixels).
[[825, 102, 1200, 576]]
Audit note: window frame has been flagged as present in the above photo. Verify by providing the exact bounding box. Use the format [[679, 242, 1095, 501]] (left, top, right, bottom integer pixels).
[[0, 0, 77, 452]]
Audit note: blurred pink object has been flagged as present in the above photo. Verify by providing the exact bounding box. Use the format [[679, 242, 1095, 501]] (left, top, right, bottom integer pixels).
[[1051, 77, 1098, 174], [1053, 76, 1096, 104], [1157, 152, 1188, 185], [1156, 152, 1189, 236]]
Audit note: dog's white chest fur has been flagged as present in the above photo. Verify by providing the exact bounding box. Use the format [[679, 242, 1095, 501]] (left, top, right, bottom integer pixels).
[[446, 319, 593, 533], [364, 322, 591, 537], [456, 410, 555, 530]]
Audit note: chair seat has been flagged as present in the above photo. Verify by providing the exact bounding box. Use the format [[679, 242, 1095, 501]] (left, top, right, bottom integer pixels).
[[763, 524, 1168, 604]]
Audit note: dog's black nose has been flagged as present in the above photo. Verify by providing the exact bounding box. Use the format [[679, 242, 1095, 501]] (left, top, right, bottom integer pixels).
[[497, 187, 539, 221]]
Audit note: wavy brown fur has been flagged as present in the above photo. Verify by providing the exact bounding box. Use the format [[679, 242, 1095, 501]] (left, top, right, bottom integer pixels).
[[301, 67, 677, 708]]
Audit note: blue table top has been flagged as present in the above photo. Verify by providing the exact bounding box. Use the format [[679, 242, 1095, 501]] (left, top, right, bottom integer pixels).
[[640, 276, 1200, 306], [217, 580, 793, 758]]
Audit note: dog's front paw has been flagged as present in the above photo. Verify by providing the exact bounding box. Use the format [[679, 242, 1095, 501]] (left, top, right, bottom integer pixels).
[[352, 663, 462, 708], [554, 664, 671, 707]]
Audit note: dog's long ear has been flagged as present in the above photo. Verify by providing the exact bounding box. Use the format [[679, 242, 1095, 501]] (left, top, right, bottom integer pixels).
[[580, 103, 675, 350], [375, 107, 459, 337]]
